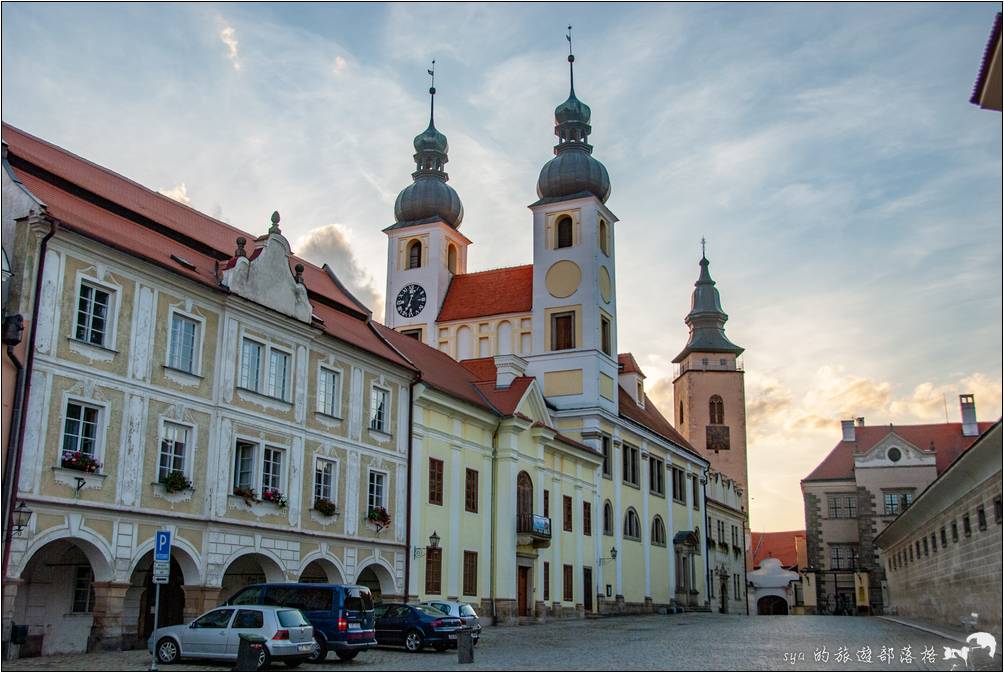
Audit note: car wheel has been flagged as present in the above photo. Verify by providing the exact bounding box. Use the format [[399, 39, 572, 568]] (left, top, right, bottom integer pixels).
[[404, 629, 424, 653], [334, 650, 359, 661], [306, 636, 327, 664], [256, 646, 272, 671], [156, 637, 180, 664]]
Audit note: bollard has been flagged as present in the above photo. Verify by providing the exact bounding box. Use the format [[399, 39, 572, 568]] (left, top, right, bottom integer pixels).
[[457, 627, 474, 664], [233, 633, 267, 671]]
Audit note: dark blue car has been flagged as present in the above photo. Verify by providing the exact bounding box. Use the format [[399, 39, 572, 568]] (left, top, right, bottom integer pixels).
[[374, 603, 463, 652], [224, 583, 376, 663]]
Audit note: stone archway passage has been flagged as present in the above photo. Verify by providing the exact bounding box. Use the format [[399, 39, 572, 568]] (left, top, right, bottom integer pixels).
[[300, 559, 343, 584], [129, 555, 186, 648], [220, 553, 285, 603], [757, 595, 789, 615], [356, 564, 396, 603]]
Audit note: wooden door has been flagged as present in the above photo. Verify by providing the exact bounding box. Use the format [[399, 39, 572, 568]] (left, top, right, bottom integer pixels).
[[517, 567, 529, 616], [583, 567, 593, 612]]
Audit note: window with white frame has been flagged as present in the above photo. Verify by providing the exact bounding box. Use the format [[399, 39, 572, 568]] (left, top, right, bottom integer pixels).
[[317, 367, 342, 417], [369, 387, 390, 433], [367, 470, 387, 510], [233, 441, 256, 492], [158, 422, 190, 480], [261, 446, 284, 493], [314, 458, 337, 503], [239, 338, 263, 390], [75, 281, 112, 347], [62, 401, 101, 460], [168, 313, 200, 373], [267, 349, 291, 400]]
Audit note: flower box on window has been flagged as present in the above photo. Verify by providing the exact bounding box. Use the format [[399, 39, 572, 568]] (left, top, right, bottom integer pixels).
[[61, 451, 101, 473], [367, 506, 391, 531], [313, 497, 339, 517], [262, 489, 288, 509], [233, 486, 257, 505], [159, 470, 193, 493]]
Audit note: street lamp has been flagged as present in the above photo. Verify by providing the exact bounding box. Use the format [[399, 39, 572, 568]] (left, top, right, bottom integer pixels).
[[414, 530, 441, 559], [12, 501, 32, 536], [600, 546, 618, 565]]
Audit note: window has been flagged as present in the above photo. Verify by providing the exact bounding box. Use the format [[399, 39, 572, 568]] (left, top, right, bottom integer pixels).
[[601, 436, 611, 478], [940, 526, 947, 547], [830, 545, 858, 570], [551, 312, 575, 351], [158, 422, 189, 480], [556, 216, 573, 249], [516, 472, 533, 525], [652, 516, 667, 546], [930, 533, 937, 552], [995, 497, 1002, 524], [317, 367, 342, 417], [562, 564, 573, 601], [465, 469, 478, 513], [963, 513, 972, 537], [543, 562, 550, 601], [827, 494, 857, 519], [369, 387, 390, 433], [599, 219, 609, 255], [883, 491, 913, 515], [915, 540, 921, 557], [168, 313, 199, 373], [234, 610, 264, 629], [709, 395, 724, 425], [194, 609, 234, 629], [624, 509, 641, 539], [400, 329, 422, 340], [583, 502, 592, 536], [407, 240, 422, 269], [543, 489, 549, 518], [267, 349, 291, 400], [602, 501, 613, 536], [732, 525, 739, 547], [314, 458, 336, 503], [649, 457, 665, 496], [462, 551, 478, 596], [428, 458, 444, 506], [622, 445, 639, 487], [425, 547, 442, 594], [679, 401, 684, 425], [671, 467, 686, 503], [262, 446, 283, 493], [600, 315, 612, 356], [637, 381, 644, 404], [75, 282, 112, 346], [977, 505, 987, 531], [71, 565, 95, 613], [923, 538, 929, 556], [691, 475, 700, 511], [62, 401, 100, 460], [717, 520, 726, 543], [447, 244, 458, 274], [239, 338, 263, 390], [559, 495, 571, 532], [952, 520, 959, 542], [368, 470, 387, 510], [233, 441, 255, 491]]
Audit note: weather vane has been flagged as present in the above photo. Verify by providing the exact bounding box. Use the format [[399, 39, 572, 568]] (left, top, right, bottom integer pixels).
[[701, 237, 707, 258], [427, 59, 436, 123], [427, 59, 436, 92], [565, 25, 575, 91], [566, 25, 573, 55]]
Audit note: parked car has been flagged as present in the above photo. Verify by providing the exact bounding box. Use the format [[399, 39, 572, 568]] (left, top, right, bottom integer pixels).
[[373, 603, 464, 652], [417, 600, 482, 644], [149, 605, 313, 669], [223, 583, 377, 663]]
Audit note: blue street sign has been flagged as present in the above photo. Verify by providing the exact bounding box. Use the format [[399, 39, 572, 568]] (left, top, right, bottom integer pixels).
[[154, 530, 172, 562]]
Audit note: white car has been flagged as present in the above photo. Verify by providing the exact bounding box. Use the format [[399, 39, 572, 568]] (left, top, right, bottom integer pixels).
[[149, 605, 314, 669]]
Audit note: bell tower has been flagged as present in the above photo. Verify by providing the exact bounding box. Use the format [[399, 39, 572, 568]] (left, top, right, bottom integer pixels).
[[672, 247, 749, 511], [525, 28, 619, 414], [384, 64, 470, 345]]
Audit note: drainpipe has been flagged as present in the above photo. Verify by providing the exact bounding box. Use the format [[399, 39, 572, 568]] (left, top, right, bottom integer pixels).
[[743, 517, 750, 616], [703, 479, 711, 609], [488, 419, 500, 625], [1, 316, 25, 547], [2, 219, 56, 581], [402, 378, 417, 601]]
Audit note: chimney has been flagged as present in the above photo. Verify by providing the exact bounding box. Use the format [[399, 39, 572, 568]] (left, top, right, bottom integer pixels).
[[841, 419, 856, 442], [494, 353, 528, 389], [856, 417, 865, 427], [960, 394, 978, 436]]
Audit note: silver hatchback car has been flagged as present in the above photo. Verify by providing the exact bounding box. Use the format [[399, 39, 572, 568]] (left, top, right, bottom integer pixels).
[[149, 605, 314, 669], [418, 601, 482, 644]]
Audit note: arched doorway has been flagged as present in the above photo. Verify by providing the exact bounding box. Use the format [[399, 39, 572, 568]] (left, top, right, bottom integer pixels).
[[127, 554, 186, 648], [299, 559, 343, 584], [220, 553, 285, 602], [356, 563, 395, 604], [757, 595, 789, 615]]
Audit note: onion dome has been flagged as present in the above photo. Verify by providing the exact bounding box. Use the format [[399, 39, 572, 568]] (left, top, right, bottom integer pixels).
[[672, 251, 744, 363], [536, 36, 611, 204], [391, 71, 464, 229]]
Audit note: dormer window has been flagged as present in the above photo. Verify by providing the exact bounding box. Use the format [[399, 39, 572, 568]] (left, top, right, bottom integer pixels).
[[636, 380, 644, 406], [556, 216, 573, 249], [407, 240, 423, 269]]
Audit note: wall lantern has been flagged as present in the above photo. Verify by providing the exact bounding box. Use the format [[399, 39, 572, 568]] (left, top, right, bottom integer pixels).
[[414, 530, 441, 559], [12, 501, 32, 535]]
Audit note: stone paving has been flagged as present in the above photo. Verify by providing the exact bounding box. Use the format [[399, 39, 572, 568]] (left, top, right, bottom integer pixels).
[[5, 613, 1000, 672]]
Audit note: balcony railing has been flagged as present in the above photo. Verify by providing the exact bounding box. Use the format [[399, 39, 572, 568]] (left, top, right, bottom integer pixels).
[[517, 513, 551, 539], [674, 359, 744, 377]]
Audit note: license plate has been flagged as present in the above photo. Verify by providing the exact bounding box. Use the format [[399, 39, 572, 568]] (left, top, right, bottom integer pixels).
[[349, 622, 360, 629], [448, 633, 458, 640], [298, 644, 314, 652]]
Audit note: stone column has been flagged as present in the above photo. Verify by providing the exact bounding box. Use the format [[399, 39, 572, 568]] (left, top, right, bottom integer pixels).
[[88, 581, 130, 651], [182, 586, 222, 623], [1, 579, 23, 659]]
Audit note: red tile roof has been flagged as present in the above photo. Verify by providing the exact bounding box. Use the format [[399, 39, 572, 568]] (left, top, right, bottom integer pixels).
[[802, 422, 996, 482], [437, 265, 533, 322], [2, 123, 411, 370], [617, 353, 646, 378], [749, 530, 805, 570], [474, 378, 534, 416], [459, 357, 498, 382], [617, 386, 701, 458]]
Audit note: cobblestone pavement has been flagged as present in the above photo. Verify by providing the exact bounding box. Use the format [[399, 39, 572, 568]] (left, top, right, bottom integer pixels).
[[6, 613, 999, 672]]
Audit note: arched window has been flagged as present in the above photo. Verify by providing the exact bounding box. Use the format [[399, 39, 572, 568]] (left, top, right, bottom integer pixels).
[[624, 508, 640, 540], [709, 395, 724, 425], [517, 471, 533, 529], [679, 401, 684, 425], [603, 501, 613, 536], [407, 240, 422, 269], [447, 244, 458, 274], [556, 216, 573, 249], [652, 516, 667, 546], [599, 219, 609, 255]]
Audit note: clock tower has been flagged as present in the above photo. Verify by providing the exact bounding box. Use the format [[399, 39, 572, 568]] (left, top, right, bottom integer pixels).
[[384, 70, 470, 344]]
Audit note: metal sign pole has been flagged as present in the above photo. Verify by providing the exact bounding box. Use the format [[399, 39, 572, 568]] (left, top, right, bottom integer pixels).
[[150, 582, 160, 671]]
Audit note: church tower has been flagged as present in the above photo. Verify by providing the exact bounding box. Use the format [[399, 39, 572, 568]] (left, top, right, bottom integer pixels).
[[525, 32, 620, 414], [672, 251, 749, 511], [384, 68, 471, 344]]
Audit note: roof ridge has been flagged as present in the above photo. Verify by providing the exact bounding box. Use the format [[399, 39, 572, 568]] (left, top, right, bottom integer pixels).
[[454, 264, 533, 277]]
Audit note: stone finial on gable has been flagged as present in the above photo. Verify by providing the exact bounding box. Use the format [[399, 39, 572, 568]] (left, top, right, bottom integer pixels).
[[221, 211, 312, 323]]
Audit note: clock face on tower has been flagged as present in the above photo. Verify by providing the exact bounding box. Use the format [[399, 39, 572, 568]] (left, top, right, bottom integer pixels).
[[395, 284, 427, 318]]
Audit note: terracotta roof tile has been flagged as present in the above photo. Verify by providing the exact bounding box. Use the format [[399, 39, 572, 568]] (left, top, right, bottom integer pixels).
[[802, 422, 996, 482], [459, 357, 498, 382], [617, 385, 702, 459], [618, 352, 646, 378], [474, 377, 534, 416], [749, 530, 805, 570], [437, 265, 533, 322]]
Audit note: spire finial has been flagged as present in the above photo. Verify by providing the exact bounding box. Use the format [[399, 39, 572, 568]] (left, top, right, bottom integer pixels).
[[269, 211, 281, 235], [565, 25, 575, 94], [701, 237, 707, 259], [427, 60, 436, 125]]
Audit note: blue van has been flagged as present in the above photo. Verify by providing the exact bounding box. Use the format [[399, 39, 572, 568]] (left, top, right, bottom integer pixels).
[[224, 584, 376, 663]]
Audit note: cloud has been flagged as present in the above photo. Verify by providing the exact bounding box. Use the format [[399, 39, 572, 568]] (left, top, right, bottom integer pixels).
[[333, 55, 347, 75], [219, 23, 240, 70], [296, 224, 384, 321], [158, 182, 191, 205]]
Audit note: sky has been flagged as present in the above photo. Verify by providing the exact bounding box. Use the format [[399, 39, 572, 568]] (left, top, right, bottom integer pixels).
[[2, 2, 1001, 531]]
